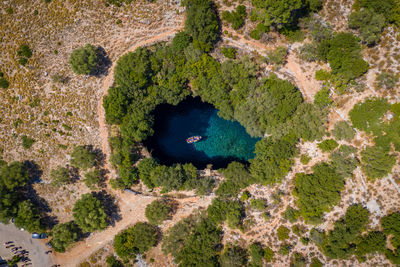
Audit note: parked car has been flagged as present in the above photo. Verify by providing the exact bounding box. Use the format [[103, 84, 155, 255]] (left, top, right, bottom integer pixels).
[[32, 233, 47, 239]]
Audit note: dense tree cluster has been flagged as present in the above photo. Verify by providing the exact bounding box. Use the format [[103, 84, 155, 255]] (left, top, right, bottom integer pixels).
[[294, 163, 344, 223], [360, 146, 396, 180], [353, 0, 400, 26], [207, 197, 244, 229], [216, 162, 252, 198], [381, 212, 400, 264]]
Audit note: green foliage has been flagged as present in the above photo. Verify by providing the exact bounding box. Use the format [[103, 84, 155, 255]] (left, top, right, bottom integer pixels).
[[0, 72, 9, 89], [354, 0, 400, 26], [314, 88, 332, 108], [216, 162, 251, 198], [349, 97, 390, 135], [284, 206, 301, 223], [72, 194, 107, 232], [83, 169, 101, 190], [50, 221, 80, 252], [114, 222, 158, 258], [300, 154, 311, 165], [18, 44, 32, 58], [103, 87, 129, 125], [310, 257, 323, 267], [250, 199, 267, 211], [263, 246, 274, 262], [70, 146, 97, 171], [221, 47, 237, 59], [137, 158, 159, 188], [21, 135, 35, 149], [207, 198, 244, 229], [277, 225, 290, 241], [219, 244, 248, 267], [240, 190, 251, 201], [294, 163, 344, 223], [184, 0, 220, 51], [279, 243, 291, 255], [145, 199, 172, 225], [120, 109, 154, 142], [329, 145, 359, 178], [50, 166, 70, 187], [249, 243, 264, 266], [0, 161, 29, 190], [355, 231, 386, 258], [106, 255, 123, 267], [6, 255, 21, 266], [69, 44, 98, 75], [361, 146, 396, 180], [314, 69, 332, 81], [14, 200, 43, 233], [318, 139, 338, 152], [222, 5, 247, 30], [265, 46, 287, 65], [252, 0, 305, 29], [349, 9, 386, 45], [299, 43, 319, 62], [382, 212, 400, 264], [332, 121, 355, 141], [291, 252, 306, 267], [250, 133, 298, 185], [376, 72, 399, 90], [163, 214, 222, 266], [321, 204, 369, 259], [172, 31, 192, 52], [105, 0, 132, 7], [289, 103, 326, 141]]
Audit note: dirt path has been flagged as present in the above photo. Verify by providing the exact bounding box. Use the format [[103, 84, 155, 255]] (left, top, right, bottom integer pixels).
[[97, 26, 183, 179]]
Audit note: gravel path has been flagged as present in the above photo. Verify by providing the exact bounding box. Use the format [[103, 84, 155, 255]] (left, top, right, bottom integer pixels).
[[0, 223, 53, 267]]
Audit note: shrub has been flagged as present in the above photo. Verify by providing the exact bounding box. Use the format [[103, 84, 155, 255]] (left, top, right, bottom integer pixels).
[[18, 44, 32, 58], [250, 199, 266, 211], [83, 169, 101, 190], [300, 154, 311, 165], [264, 246, 274, 262], [349, 9, 386, 45], [50, 221, 80, 252], [219, 244, 248, 267], [361, 146, 396, 180], [318, 139, 338, 152], [265, 46, 288, 66], [332, 121, 355, 141], [114, 222, 158, 258], [221, 5, 246, 30], [298, 43, 319, 62], [145, 200, 172, 225], [284, 206, 301, 223], [72, 194, 107, 232], [69, 44, 98, 75], [221, 47, 237, 59], [376, 72, 399, 90], [21, 135, 35, 149], [50, 166, 70, 186], [314, 88, 332, 108], [70, 146, 97, 170], [277, 225, 290, 241], [330, 145, 359, 179], [0, 73, 9, 89], [249, 243, 264, 266]]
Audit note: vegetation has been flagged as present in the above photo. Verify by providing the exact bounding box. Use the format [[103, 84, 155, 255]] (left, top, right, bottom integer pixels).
[[348, 9, 385, 45], [381, 212, 400, 264], [265, 46, 287, 65], [332, 121, 355, 141], [50, 221, 80, 252], [221, 47, 237, 59], [72, 194, 108, 232], [361, 146, 396, 180], [353, 0, 400, 26], [114, 222, 158, 258], [314, 88, 332, 108], [219, 244, 248, 267], [329, 145, 359, 179], [69, 44, 98, 75], [216, 162, 251, 198], [376, 72, 399, 90], [317, 139, 338, 152], [70, 146, 97, 171], [17, 44, 32, 66], [207, 198, 244, 229], [249, 243, 264, 266], [277, 225, 290, 240], [50, 166, 70, 187], [263, 246, 275, 262], [145, 199, 173, 225], [294, 163, 344, 223], [0, 71, 9, 89], [14, 200, 43, 232], [284, 206, 301, 223], [83, 169, 101, 190], [222, 5, 246, 30], [300, 154, 311, 165], [21, 135, 35, 149]]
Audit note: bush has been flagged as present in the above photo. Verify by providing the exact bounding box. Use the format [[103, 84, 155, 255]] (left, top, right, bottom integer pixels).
[[361, 146, 396, 180], [265, 46, 288, 66], [318, 139, 338, 152], [137, 158, 159, 188], [50, 221, 80, 252], [70, 146, 97, 170], [300, 154, 311, 165], [264, 246, 274, 262], [0, 76, 9, 88], [376, 72, 399, 90], [145, 200, 172, 225], [250, 199, 266, 211], [277, 225, 290, 241], [349, 9, 385, 46], [249, 243, 264, 266], [284, 206, 301, 223], [298, 43, 319, 62], [219, 244, 248, 267], [221, 5, 246, 30], [69, 44, 98, 75], [18, 44, 32, 58], [21, 135, 35, 149], [207, 198, 244, 229], [221, 47, 237, 59], [330, 145, 359, 178], [50, 166, 70, 186], [72, 194, 107, 232], [332, 121, 355, 141], [114, 222, 158, 258], [314, 88, 332, 108], [14, 200, 43, 233], [83, 169, 101, 190], [106, 256, 123, 267]]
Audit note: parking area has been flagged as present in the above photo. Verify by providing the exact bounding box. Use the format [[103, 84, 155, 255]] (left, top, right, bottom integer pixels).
[[0, 223, 53, 267]]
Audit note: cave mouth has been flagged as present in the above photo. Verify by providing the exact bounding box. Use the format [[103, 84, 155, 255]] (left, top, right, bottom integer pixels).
[[144, 97, 260, 169]]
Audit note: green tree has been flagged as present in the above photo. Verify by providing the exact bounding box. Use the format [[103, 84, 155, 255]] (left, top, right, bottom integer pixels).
[[0, 161, 29, 190], [120, 109, 154, 142], [207, 198, 244, 229], [114, 222, 158, 258], [50, 221, 80, 252], [106, 255, 123, 267], [314, 88, 332, 108], [289, 103, 326, 141], [330, 145, 359, 178], [361, 146, 396, 180], [184, 0, 220, 51], [277, 225, 290, 241], [70, 146, 97, 171], [249, 243, 264, 266], [349, 9, 386, 45], [18, 44, 32, 58], [137, 158, 159, 188], [50, 166, 70, 187], [294, 163, 344, 223], [284, 206, 301, 223], [332, 121, 355, 141], [83, 169, 101, 190], [355, 231, 386, 258], [145, 200, 172, 225], [14, 200, 43, 233], [72, 194, 107, 232], [222, 5, 246, 30], [310, 257, 323, 267], [318, 139, 338, 152], [219, 244, 248, 267], [172, 31, 192, 52], [103, 87, 129, 125], [264, 246, 274, 262], [69, 44, 98, 75], [265, 46, 287, 65], [216, 162, 252, 198]]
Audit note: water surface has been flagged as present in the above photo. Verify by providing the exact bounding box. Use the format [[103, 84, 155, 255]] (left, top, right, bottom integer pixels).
[[144, 97, 260, 168]]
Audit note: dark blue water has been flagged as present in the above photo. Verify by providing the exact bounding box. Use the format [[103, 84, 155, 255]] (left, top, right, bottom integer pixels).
[[144, 97, 260, 168]]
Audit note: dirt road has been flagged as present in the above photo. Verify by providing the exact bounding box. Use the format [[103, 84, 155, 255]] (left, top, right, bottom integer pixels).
[[0, 223, 53, 267]]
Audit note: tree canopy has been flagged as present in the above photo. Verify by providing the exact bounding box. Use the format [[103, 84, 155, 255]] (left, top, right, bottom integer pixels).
[[70, 146, 97, 171], [69, 44, 98, 75], [145, 199, 173, 225], [50, 221, 80, 252], [72, 193, 108, 232]]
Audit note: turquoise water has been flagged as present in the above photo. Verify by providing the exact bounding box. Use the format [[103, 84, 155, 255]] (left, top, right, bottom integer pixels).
[[144, 97, 260, 168]]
